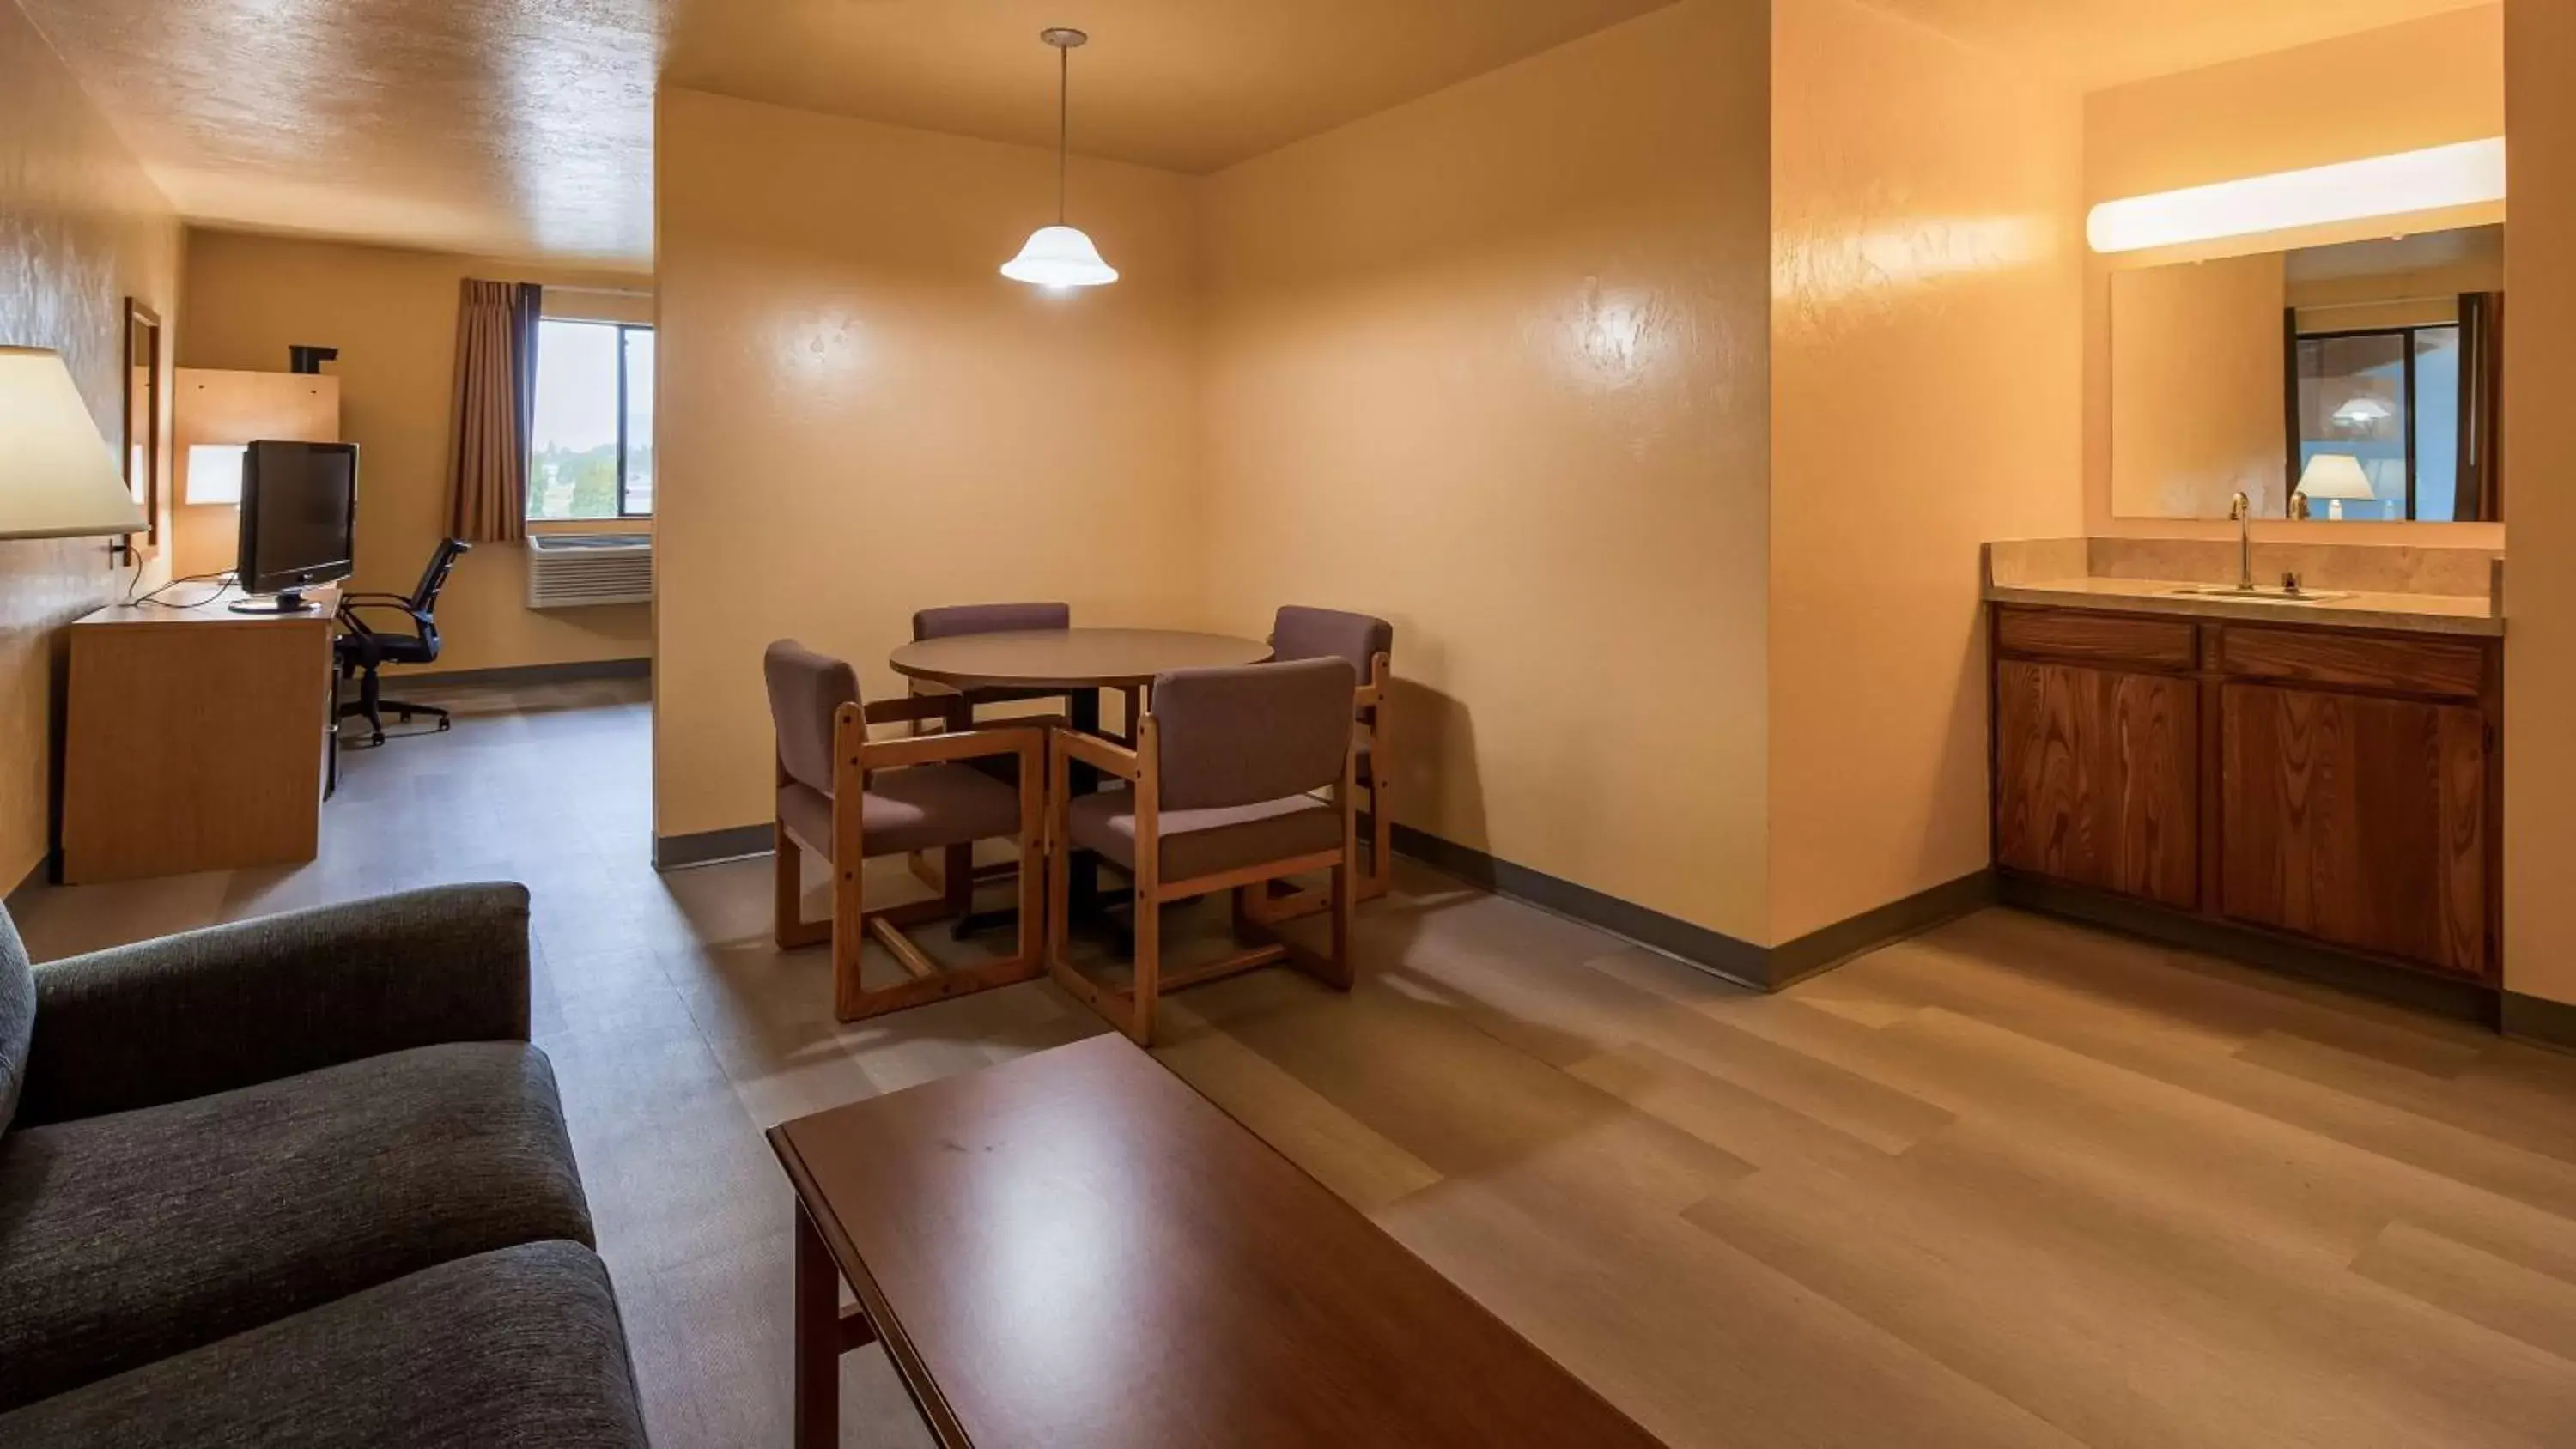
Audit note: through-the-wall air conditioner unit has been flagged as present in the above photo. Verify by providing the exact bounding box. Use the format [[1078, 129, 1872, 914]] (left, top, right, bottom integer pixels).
[[526, 532, 653, 609]]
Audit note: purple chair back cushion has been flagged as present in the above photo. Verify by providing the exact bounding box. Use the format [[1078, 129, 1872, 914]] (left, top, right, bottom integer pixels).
[[1151, 658, 1356, 813], [912, 602, 1072, 640], [764, 640, 860, 795], [1270, 605, 1393, 679]]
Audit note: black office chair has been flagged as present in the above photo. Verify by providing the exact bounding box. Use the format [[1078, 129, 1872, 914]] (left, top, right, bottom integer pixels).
[[336, 538, 469, 746]]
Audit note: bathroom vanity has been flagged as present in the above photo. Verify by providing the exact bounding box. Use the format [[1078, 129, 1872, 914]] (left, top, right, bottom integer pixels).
[[1984, 541, 2504, 992]]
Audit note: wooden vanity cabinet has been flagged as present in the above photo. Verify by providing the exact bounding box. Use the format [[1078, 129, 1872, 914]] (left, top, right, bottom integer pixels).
[[1991, 606, 2500, 984]]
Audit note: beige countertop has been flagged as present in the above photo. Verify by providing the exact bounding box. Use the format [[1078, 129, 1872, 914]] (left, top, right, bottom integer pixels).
[[1988, 575, 2503, 638]]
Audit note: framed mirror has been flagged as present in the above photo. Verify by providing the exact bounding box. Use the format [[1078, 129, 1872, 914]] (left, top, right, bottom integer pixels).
[[122, 298, 164, 559], [2110, 224, 2503, 522]]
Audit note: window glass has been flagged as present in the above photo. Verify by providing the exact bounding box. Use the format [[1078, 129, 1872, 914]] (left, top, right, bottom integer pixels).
[[531, 318, 653, 518]]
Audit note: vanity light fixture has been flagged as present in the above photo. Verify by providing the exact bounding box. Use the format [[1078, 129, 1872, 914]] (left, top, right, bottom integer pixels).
[[1002, 27, 1119, 289], [2087, 137, 2506, 254]]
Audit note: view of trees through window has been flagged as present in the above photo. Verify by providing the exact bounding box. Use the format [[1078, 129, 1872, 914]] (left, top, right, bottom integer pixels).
[[530, 318, 653, 519]]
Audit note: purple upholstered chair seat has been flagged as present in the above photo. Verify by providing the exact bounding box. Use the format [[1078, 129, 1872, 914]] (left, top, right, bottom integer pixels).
[[776, 766, 1021, 862], [1066, 789, 1342, 884]]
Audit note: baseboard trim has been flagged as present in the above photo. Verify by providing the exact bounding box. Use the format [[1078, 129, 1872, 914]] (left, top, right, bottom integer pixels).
[[1391, 824, 1771, 987], [2503, 992, 2576, 1055], [1769, 870, 1998, 988], [1390, 826, 1989, 991], [1996, 873, 2499, 1027], [653, 822, 774, 871], [410, 657, 651, 691]]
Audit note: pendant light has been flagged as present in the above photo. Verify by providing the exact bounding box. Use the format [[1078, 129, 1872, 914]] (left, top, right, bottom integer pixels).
[[1003, 27, 1119, 288]]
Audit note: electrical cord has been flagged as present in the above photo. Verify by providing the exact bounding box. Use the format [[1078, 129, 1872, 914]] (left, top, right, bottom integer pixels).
[[130, 570, 237, 610]]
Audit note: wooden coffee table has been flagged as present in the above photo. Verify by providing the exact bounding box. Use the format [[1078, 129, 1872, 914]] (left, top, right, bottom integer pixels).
[[768, 1034, 1663, 1448]]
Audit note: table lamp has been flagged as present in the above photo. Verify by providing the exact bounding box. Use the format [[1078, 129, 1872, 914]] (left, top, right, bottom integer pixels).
[[2294, 453, 2377, 521], [0, 346, 149, 539]]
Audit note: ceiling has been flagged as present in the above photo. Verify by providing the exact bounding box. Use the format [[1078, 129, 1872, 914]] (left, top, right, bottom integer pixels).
[[662, 1, 1671, 175], [1857, 0, 2494, 92], [14, 0, 2502, 267]]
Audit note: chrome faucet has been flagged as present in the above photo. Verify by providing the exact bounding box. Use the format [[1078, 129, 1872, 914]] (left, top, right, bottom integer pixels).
[[2229, 491, 2254, 591]]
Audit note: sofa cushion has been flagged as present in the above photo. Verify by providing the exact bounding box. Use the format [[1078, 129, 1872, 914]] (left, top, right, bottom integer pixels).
[[0, 1040, 592, 1412], [0, 906, 28, 1135], [0, 1240, 647, 1448]]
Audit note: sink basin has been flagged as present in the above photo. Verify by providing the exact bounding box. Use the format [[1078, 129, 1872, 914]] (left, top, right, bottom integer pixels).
[[2164, 585, 2356, 604]]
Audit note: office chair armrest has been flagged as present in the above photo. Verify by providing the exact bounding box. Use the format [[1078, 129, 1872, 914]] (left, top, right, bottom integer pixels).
[[15, 883, 532, 1127], [337, 597, 434, 640]]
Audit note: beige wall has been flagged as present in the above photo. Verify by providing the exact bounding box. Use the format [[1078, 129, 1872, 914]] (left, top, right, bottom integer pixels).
[[1197, 0, 1774, 942], [653, 88, 1204, 841], [2108, 252, 2287, 519], [1764, 0, 2085, 944], [179, 230, 653, 676], [0, 0, 183, 889], [2082, 5, 2506, 549], [2503, 3, 2576, 1007]]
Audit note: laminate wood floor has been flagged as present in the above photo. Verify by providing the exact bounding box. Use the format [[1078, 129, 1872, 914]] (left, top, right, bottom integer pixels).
[[13, 679, 2576, 1446]]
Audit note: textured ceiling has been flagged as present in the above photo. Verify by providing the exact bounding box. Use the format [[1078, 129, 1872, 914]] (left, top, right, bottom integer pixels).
[[1858, 0, 2494, 91], [662, 0, 1674, 176], [16, 0, 661, 267], [12, 0, 2501, 267]]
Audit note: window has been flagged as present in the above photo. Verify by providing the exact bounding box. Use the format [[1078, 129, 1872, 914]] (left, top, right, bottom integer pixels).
[[2290, 323, 2462, 523], [529, 319, 653, 519]]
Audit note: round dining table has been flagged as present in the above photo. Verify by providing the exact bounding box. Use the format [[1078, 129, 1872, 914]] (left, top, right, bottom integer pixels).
[[887, 627, 1273, 700], [887, 627, 1273, 928]]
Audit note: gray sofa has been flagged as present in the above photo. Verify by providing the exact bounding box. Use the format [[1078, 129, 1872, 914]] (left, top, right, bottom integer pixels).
[[0, 883, 648, 1447]]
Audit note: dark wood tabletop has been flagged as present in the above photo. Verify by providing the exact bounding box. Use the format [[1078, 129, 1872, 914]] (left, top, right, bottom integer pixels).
[[886, 627, 1272, 693], [768, 1034, 1662, 1449]]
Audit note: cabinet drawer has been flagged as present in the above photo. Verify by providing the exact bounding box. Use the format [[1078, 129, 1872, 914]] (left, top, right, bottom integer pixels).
[[2219, 626, 2486, 700], [1995, 608, 2196, 671]]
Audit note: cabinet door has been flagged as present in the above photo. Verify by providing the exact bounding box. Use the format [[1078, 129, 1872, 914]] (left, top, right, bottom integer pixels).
[[2220, 683, 2488, 978], [1995, 659, 2199, 908]]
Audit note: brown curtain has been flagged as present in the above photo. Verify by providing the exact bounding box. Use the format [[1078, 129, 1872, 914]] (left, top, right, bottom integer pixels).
[[2458, 291, 2505, 522], [447, 279, 543, 543]]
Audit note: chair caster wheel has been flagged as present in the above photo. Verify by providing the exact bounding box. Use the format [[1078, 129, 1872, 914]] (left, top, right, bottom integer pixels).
[[436, 718, 453, 732]]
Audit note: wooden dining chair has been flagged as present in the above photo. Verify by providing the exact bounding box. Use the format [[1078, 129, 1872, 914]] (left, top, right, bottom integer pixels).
[[1249, 605, 1394, 919], [764, 640, 1046, 1022], [903, 603, 1077, 911], [1046, 658, 1358, 1046]]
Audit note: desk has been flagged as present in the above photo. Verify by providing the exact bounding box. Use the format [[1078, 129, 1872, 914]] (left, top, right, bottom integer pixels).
[[769, 1034, 1662, 1448], [60, 585, 335, 883]]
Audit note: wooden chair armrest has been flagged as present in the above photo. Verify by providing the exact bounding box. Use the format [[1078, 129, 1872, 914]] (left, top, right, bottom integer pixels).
[[862, 722, 1044, 771], [862, 694, 957, 726], [1054, 726, 1141, 781]]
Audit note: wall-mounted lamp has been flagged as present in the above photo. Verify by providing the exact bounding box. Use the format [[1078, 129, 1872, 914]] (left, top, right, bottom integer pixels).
[[2087, 137, 2505, 254], [0, 347, 149, 541]]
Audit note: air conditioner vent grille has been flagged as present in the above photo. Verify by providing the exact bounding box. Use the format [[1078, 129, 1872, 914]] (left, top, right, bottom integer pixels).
[[527, 532, 653, 609]]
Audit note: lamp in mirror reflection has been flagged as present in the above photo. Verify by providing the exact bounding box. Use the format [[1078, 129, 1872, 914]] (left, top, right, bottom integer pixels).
[[2331, 397, 2395, 427], [2087, 138, 2506, 254], [2294, 452, 2379, 521], [1003, 27, 1118, 289]]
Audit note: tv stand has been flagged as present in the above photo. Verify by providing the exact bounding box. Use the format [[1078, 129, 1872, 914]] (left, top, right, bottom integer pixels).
[[228, 588, 320, 615]]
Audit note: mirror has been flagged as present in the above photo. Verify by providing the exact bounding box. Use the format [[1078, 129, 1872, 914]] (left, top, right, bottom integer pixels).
[[2110, 223, 2502, 522], [122, 299, 164, 559]]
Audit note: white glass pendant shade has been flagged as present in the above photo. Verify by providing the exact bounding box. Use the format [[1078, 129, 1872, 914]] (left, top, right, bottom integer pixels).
[[1001, 225, 1119, 288]]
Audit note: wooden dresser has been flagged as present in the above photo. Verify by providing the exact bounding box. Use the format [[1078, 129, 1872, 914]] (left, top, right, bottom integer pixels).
[[1990, 603, 2499, 986]]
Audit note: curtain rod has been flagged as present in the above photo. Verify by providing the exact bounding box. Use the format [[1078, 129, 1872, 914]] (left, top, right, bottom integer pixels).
[[2296, 294, 2464, 312], [544, 283, 655, 299]]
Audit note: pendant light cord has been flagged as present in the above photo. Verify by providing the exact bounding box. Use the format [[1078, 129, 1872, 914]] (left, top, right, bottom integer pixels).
[[1056, 43, 1069, 225]]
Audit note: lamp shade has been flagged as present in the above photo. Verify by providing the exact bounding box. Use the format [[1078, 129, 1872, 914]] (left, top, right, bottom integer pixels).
[[1000, 226, 1119, 288], [2296, 452, 2378, 501], [0, 346, 148, 539]]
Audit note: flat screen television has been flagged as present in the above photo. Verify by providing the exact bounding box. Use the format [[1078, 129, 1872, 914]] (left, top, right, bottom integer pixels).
[[232, 440, 357, 615]]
